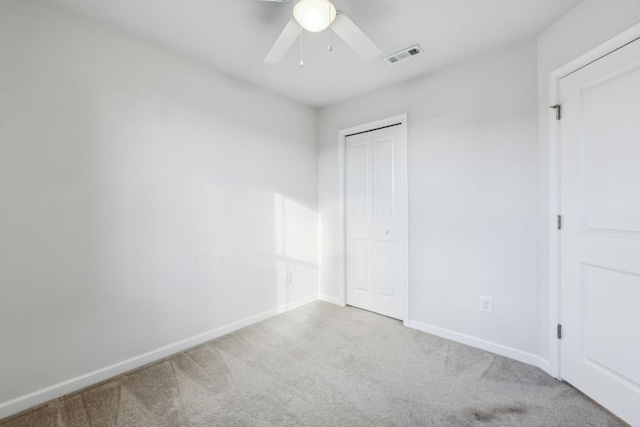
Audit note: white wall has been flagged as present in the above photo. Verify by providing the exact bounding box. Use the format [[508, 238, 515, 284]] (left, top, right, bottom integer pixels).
[[319, 41, 541, 360], [536, 0, 640, 364], [0, 0, 318, 415]]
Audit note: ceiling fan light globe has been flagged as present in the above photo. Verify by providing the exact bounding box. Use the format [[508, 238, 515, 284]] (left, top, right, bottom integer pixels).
[[293, 0, 336, 33]]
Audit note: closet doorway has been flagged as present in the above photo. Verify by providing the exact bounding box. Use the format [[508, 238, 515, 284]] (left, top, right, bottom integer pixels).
[[343, 116, 408, 321]]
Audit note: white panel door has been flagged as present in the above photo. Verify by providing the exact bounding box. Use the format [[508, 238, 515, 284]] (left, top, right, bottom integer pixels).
[[559, 38, 640, 426], [346, 124, 407, 320]]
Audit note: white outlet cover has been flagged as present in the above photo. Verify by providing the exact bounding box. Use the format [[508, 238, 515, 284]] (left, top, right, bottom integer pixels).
[[480, 296, 493, 313]]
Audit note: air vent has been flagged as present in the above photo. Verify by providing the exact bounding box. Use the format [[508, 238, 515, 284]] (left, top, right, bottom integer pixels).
[[384, 45, 423, 65]]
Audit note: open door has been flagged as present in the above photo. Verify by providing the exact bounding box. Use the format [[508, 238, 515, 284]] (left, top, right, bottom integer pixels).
[[558, 37, 640, 425]]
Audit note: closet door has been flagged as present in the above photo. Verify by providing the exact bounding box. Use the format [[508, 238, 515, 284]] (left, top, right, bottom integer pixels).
[[346, 124, 407, 320]]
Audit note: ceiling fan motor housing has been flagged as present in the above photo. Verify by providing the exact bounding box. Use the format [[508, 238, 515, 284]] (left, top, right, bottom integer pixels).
[[293, 0, 337, 33]]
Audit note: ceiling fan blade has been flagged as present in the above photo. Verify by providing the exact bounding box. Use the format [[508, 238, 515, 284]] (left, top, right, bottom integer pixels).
[[264, 18, 301, 63], [331, 13, 381, 61]]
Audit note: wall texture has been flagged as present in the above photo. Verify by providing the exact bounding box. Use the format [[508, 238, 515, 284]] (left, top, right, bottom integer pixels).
[[536, 0, 640, 365], [318, 41, 541, 361], [0, 0, 318, 415]]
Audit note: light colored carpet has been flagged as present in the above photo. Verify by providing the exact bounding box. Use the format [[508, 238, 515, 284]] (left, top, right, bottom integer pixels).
[[0, 301, 627, 426]]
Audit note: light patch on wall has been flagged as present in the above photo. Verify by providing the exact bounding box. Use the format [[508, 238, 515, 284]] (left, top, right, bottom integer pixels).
[[274, 194, 320, 307]]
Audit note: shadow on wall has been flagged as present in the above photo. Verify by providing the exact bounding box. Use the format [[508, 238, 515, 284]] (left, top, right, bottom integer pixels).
[[274, 194, 320, 307]]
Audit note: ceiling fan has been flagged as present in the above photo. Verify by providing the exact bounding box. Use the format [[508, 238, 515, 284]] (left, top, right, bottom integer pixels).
[[258, 0, 381, 64]]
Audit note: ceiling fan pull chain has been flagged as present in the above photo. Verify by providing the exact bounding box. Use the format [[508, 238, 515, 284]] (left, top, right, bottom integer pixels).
[[299, 27, 304, 67], [328, 3, 333, 52]]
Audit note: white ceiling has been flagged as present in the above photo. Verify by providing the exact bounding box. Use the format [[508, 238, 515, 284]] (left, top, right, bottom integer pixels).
[[44, 0, 582, 107]]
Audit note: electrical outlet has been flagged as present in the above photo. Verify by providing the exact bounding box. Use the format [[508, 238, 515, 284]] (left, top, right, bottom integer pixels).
[[284, 271, 292, 285], [480, 296, 492, 313]]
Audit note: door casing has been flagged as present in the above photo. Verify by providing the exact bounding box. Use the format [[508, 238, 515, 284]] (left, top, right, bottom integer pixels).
[[338, 114, 409, 325]]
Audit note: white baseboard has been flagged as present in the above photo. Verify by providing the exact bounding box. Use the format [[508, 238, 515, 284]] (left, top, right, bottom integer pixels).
[[537, 357, 560, 379], [538, 358, 552, 373], [318, 294, 344, 306], [0, 294, 318, 421], [408, 320, 542, 367]]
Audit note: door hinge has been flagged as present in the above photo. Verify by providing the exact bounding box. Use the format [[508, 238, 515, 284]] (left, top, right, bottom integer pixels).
[[550, 104, 562, 120], [557, 215, 562, 230], [557, 324, 562, 339]]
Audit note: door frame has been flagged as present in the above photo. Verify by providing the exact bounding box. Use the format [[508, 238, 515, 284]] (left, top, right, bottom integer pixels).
[[338, 114, 409, 326], [547, 23, 640, 379]]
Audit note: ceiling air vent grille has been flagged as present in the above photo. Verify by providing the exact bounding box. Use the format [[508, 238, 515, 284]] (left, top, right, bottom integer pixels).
[[384, 45, 423, 65]]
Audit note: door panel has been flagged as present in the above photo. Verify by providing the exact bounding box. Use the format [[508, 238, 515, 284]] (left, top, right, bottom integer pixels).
[[353, 240, 370, 292], [559, 37, 640, 426], [351, 143, 371, 223], [584, 67, 640, 233], [346, 138, 374, 311], [376, 138, 395, 222], [376, 241, 395, 297], [346, 124, 407, 320], [582, 265, 640, 386]]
